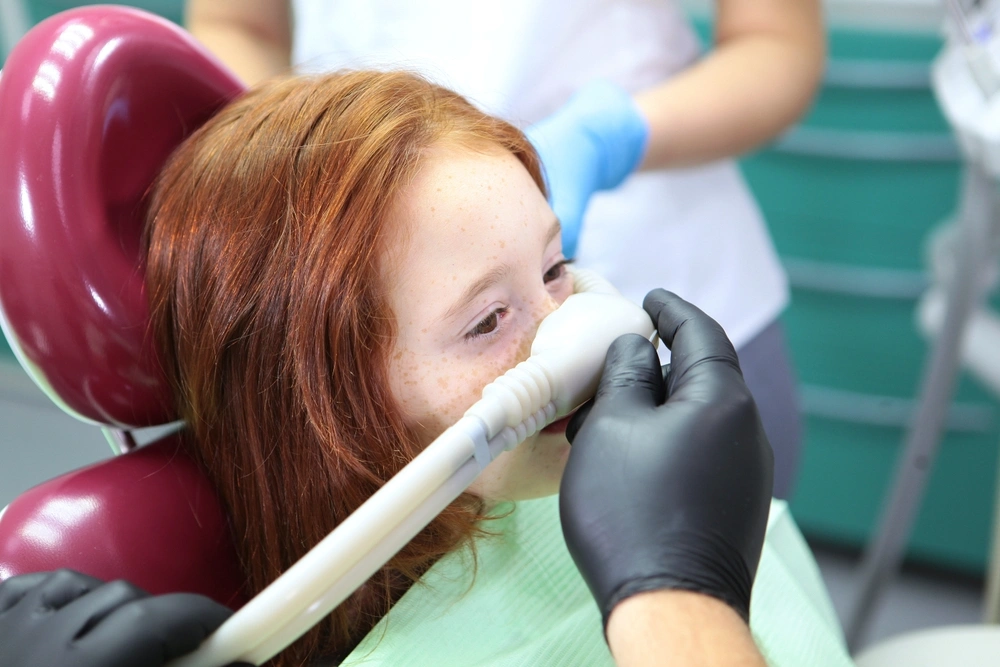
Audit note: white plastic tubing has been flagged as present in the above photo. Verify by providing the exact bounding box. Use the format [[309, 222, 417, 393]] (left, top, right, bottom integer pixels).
[[167, 268, 654, 667]]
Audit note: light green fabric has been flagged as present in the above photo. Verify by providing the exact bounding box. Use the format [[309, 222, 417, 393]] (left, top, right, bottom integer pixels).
[[342, 497, 855, 666]]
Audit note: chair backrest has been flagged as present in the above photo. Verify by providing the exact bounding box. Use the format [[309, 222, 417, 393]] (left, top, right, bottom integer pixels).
[[0, 5, 247, 607]]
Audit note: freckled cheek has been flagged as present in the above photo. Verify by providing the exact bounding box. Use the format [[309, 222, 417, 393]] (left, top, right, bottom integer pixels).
[[390, 351, 505, 439], [388, 355, 428, 418], [391, 331, 542, 445], [512, 331, 533, 366]]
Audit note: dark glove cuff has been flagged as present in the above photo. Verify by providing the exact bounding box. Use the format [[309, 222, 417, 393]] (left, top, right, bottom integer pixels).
[[602, 574, 753, 634]]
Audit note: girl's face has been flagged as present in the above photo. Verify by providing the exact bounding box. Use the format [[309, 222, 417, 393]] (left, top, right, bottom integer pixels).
[[385, 143, 574, 503]]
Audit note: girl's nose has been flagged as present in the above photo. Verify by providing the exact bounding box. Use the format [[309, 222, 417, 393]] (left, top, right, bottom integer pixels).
[[528, 294, 561, 343]]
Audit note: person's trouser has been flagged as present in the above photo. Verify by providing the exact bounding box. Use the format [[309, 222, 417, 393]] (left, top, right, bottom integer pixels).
[[737, 319, 802, 500]]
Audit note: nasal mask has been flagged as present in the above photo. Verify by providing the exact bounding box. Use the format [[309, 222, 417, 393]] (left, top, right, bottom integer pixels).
[[170, 268, 655, 667]]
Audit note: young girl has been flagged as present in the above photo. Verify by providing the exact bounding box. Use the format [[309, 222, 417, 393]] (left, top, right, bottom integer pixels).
[[144, 69, 576, 664]]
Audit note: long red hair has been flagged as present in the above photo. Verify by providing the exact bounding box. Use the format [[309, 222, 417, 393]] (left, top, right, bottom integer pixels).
[[144, 71, 544, 665]]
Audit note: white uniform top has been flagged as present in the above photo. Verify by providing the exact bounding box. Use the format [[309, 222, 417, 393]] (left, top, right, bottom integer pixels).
[[291, 0, 788, 349]]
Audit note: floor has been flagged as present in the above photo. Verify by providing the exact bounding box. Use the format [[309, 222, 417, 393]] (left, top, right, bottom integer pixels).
[[812, 543, 987, 656]]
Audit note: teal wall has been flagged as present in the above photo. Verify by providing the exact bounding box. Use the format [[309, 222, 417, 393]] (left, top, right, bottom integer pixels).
[[695, 20, 998, 574], [22, 0, 182, 25]]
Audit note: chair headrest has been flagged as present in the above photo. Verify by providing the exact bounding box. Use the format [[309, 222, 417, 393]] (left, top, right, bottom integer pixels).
[[0, 433, 247, 608], [0, 6, 245, 428]]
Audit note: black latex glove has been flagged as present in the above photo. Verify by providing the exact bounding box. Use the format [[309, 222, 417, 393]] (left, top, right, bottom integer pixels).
[[561, 289, 774, 627], [0, 569, 249, 667]]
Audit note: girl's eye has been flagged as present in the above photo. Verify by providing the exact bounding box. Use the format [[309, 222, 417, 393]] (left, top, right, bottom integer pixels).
[[466, 307, 509, 340], [543, 260, 570, 284]]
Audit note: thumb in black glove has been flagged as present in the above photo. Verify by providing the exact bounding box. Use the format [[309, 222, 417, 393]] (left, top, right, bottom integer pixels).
[[560, 288, 774, 627], [0, 569, 249, 667]]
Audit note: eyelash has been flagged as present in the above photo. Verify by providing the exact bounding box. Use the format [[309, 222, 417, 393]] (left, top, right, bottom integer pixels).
[[544, 259, 572, 284], [466, 307, 509, 340], [464, 260, 572, 341]]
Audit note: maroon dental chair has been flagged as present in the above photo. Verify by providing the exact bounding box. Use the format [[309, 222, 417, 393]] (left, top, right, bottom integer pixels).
[[0, 5, 246, 608]]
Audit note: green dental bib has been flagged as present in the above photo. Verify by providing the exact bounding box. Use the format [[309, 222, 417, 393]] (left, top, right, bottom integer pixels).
[[342, 497, 854, 666]]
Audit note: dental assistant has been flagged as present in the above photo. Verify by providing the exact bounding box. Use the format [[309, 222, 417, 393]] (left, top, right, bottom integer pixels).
[[0, 290, 777, 667], [185, 0, 824, 500]]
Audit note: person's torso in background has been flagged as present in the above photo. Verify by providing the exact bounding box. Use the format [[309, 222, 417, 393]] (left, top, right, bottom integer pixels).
[[291, 0, 788, 350]]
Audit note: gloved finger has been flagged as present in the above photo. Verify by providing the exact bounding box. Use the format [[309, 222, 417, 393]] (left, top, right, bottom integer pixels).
[[566, 335, 662, 443], [80, 593, 234, 665], [3, 569, 107, 617], [0, 572, 51, 614], [37, 570, 108, 613], [58, 579, 148, 641], [584, 334, 665, 423], [642, 289, 742, 393]]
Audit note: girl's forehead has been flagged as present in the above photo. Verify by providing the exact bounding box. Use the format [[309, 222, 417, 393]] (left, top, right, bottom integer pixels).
[[388, 146, 544, 267]]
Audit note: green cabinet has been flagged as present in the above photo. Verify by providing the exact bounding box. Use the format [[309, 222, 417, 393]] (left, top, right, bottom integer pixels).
[[708, 21, 998, 574]]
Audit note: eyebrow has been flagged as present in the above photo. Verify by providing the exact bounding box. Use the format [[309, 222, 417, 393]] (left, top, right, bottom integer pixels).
[[443, 263, 514, 322], [442, 218, 562, 323], [545, 217, 561, 245]]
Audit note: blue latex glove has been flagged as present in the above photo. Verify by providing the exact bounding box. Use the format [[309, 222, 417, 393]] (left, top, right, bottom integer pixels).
[[526, 81, 649, 258]]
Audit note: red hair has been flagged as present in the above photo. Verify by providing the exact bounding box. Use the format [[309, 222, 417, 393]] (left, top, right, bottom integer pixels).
[[144, 71, 544, 664]]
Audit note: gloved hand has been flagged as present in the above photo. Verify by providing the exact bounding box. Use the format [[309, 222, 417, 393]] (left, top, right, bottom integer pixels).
[[0, 569, 249, 667], [525, 80, 648, 258], [560, 289, 774, 627]]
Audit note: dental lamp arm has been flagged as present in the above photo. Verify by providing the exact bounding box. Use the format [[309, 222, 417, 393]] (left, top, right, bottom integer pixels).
[[560, 290, 773, 659]]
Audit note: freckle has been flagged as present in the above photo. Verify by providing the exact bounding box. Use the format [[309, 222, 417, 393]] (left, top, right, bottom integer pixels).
[[431, 206, 436, 212], [437, 377, 448, 388], [460, 227, 466, 232], [498, 241, 505, 248], [393, 351, 403, 360], [452, 275, 457, 281]]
